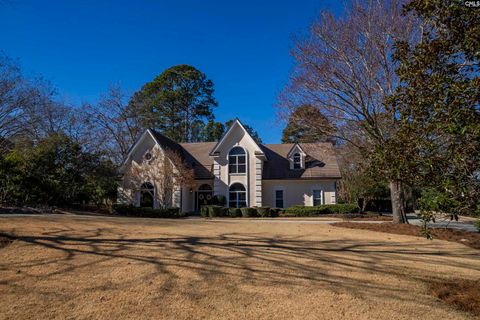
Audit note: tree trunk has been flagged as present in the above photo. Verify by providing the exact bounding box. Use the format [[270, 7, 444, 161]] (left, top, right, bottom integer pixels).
[[390, 180, 408, 224]]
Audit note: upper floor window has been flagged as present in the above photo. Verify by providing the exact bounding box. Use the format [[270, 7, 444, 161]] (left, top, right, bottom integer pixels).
[[229, 146, 246, 174], [293, 153, 301, 169]]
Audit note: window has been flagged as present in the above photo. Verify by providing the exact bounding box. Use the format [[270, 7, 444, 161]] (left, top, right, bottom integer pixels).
[[275, 190, 284, 208], [229, 183, 247, 208], [313, 189, 323, 206], [229, 147, 246, 174], [293, 153, 301, 169], [140, 182, 154, 208]]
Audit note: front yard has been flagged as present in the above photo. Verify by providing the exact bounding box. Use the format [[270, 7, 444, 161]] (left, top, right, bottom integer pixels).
[[0, 215, 479, 319]]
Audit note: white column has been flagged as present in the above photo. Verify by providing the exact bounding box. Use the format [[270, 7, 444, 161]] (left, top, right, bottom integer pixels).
[[255, 158, 262, 207], [213, 160, 221, 196]]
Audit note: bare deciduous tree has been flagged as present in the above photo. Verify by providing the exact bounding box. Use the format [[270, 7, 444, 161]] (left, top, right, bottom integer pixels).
[[122, 147, 194, 208], [85, 84, 142, 164], [278, 0, 419, 223], [0, 55, 29, 150]]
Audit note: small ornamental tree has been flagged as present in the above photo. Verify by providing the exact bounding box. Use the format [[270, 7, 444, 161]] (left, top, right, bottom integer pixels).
[[123, 147, 194, 208]]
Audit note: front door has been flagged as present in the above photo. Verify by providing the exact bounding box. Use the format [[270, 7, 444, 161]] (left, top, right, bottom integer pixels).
[[196, 184, 213, 212]]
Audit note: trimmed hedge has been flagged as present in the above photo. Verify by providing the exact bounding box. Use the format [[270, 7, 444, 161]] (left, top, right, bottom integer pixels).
[[200, 206, 281, 218], [257, 207, 271, 217], [241, 207, 258, 217], [201, 205, 228, 217], [113, 204, 182, 218], [270, 208, 282, 217], [227, 208, 242, 217], [283, 204, 359, 217], [200, 206, 209, 217], [209, 205, 227, 217]]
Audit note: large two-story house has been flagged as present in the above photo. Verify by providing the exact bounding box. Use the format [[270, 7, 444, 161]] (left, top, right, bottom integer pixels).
[[118, 119, 341, 212]]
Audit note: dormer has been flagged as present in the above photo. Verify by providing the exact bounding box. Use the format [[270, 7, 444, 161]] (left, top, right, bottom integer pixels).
[[287, 144, 306, 170]]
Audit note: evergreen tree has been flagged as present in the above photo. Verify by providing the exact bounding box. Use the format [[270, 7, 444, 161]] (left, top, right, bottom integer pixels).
[[281, 105, 334, 144], [129, 65, 217, 142]]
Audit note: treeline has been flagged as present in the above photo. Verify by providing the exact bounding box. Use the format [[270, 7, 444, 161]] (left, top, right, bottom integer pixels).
[[0, 57, 261, 207]]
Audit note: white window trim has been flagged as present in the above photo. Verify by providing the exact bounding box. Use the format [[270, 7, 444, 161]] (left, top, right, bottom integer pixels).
[[274, 187, 285, 208], [227, 182, 248, 208], [137, 182, 156, 208], [311, 188, 324, 206], [292, 153, 302, 170], [227, 145, 248, 176]]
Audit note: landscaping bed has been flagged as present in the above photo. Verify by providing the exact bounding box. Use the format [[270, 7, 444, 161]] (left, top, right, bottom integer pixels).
[[429, 279, 480, 317], [333, 222, 480, 250]]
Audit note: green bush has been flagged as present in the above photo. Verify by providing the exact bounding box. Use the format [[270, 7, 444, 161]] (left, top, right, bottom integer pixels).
[[213, 195, 227, 206], [240, 207, 258, 217], [283, 204, 359, 217], [256, 207, 271, 217], [475, 220, 480, 233], [200, 206, 209, 217], [227, 208, 242, 217], [112, 204, 182, 218], [209, 205, 227, 217], [270, 208, 282, 217], [201, 205, 227, 217]]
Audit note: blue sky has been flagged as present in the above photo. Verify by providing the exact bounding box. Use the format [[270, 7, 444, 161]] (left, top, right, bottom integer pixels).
[[0, 0, 342, 143]]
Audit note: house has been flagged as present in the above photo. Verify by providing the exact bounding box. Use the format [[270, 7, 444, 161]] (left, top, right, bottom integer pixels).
[[118, 119, 341, 212]]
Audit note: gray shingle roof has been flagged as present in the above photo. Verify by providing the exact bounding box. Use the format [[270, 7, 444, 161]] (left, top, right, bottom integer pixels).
[[150, 130, 341, 180], [260, 143, 341, 179]]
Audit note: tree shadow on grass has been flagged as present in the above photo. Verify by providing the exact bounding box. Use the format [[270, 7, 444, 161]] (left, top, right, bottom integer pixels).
[[0, 226, 479, 313]]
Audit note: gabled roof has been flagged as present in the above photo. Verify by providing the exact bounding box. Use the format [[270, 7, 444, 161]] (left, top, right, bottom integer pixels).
[[122, 126, 341, 180], [120, 129, 159, 170], [150, 130, 215, 180], [260, 143, 341, 179], [209, 118, 265, 158], [287, 143, 306, 158]]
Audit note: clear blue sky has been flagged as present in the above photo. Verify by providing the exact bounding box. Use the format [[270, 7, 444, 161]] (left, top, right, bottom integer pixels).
[[0, 0, 342, 143]]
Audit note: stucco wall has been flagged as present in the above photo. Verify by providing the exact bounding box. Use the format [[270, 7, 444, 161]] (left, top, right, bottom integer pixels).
[[119, 133, 178, 209], [262, 180, 337, 208], [212, 124, 264, 207]]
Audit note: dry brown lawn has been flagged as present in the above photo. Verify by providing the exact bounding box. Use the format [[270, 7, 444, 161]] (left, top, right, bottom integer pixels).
[[0, 215, 479, 320], [333, 222, 480, 250]]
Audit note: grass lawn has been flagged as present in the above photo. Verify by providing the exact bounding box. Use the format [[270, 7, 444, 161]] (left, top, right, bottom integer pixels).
[[0, 215, 479, 320]]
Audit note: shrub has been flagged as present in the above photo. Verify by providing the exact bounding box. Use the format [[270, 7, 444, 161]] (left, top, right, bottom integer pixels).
[[325, 204, 360, 214], [208, 205, 227, 217], [200, 206, 209, 217], [227, 208, 242, 217], [270, 208, 282, 217], [240, 207, 258, 217], [475, 220, 480, 233], [256, 207, 271, 217], [112, 204, 182, 218], [283, 204, 359, 217], [213, 195, 227, 206]]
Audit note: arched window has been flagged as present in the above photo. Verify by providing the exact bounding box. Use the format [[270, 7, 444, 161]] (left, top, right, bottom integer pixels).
[[229, 183, 247, 208], [229, 146, 247, 174], [293, 153, 301, 169], [140, 182, 154, 208]]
